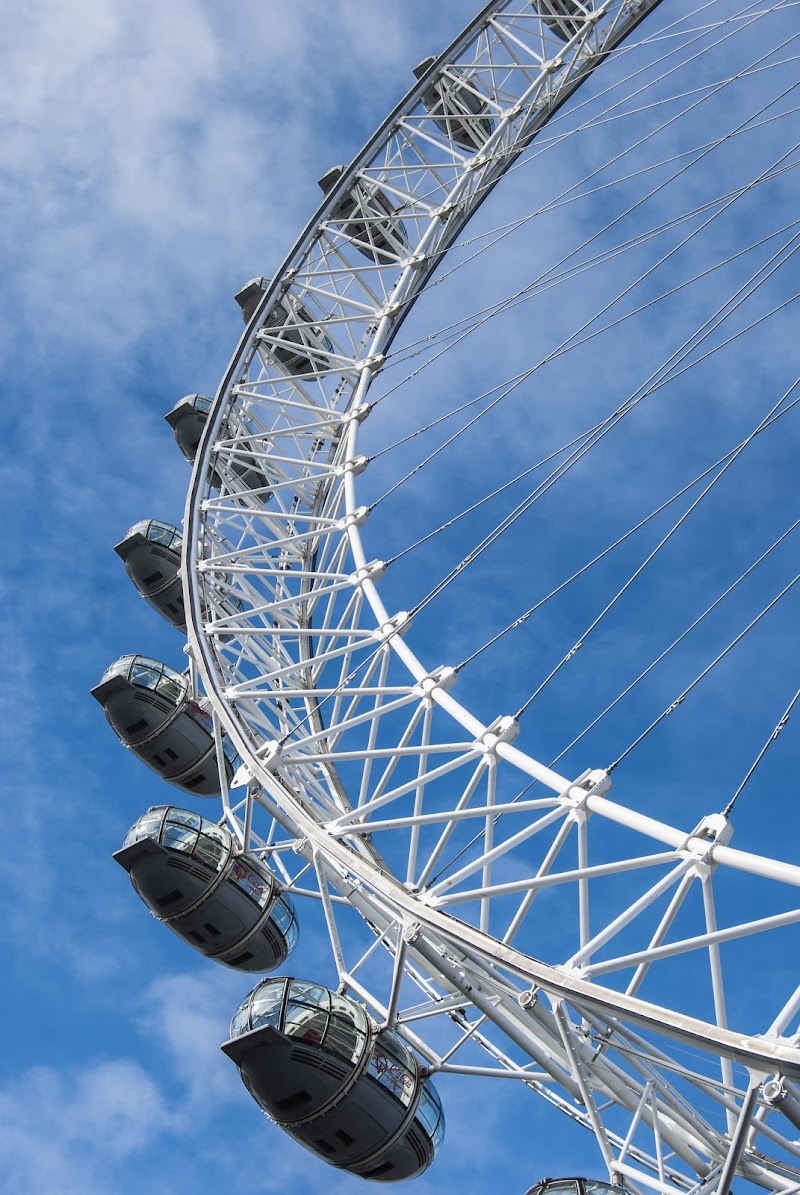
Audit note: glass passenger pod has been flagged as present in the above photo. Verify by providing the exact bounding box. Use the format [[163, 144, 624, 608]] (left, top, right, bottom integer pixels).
[[90, 655, 236, 796], [524, 1181, 627, 1195], [114, 519, 186, 630], [235, 277, 334, 376], [319, 166, 409, 264], [534, 0, 591, 42], [223, 978, 444, 1182], [113, 805, 298, 972], [165, 393, 269, 495], [413, 58, 494, 152], [165, 393, 213, 463]]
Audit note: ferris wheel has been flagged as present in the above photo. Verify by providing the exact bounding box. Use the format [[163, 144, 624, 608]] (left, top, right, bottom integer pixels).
[[94, 1, 800, 1191]]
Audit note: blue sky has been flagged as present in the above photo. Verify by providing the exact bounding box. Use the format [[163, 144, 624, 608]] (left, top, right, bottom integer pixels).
[[2, 2, 799, 1193]]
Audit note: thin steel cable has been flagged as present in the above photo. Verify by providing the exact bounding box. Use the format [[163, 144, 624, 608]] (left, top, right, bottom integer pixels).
[[386, 420, 606, 567], [723, 685, 800, 817], [375, 6, 800, 382], [374, 198, 800, 478], [552, 510, 800, 766], [270, 2, 798, 783], [402, 219, 800, 633], [456, 419, 800, 676], [609, 570, 800, 772], [383, 144, 800, 380], [425, 510, 800, 886], [367, 104, 800, 520], [513, 367, 800, 719], [370, 161, 800, 518]]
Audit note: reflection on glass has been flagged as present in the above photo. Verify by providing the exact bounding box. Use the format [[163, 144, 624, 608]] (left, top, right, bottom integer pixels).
[[101, 655, 188, 701], [124, 519, 183, 552], [194, 832, 226, 870], [416, 1083, 445, 1151], [162, 824, 198, 854], [231, 858, 273, 908], [271, 895, 299, 951], [325, 998, 368, 1064], [368, 1035, 416, 1106], [123, 806, 233, 876], [284, 996, 328, 1045], [250, 984, 285, 1032]]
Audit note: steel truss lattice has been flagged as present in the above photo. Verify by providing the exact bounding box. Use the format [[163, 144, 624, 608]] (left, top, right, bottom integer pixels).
[[181, 4, 800, 1193]]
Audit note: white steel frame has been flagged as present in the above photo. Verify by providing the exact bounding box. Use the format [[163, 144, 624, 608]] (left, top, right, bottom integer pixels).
[[181, 3, 800, 1193]]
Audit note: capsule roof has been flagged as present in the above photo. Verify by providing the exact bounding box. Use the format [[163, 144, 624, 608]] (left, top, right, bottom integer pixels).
[[165, 393, 213, 463], [235, 277, 271, 323], [115, 519, 183, 555], [413, 58, 494, 151], [535, 0, 587, 42], [525, 1181, 625, 1195], [95, 654, 187, 700]]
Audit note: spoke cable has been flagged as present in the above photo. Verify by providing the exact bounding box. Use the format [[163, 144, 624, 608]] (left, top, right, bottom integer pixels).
[[374, 199, 800, 492], [382, 141, 800, 382], [511, 370, 800, 719], [723, 685, 800, 818], [423, 507, 800, 887], [373, 6, 800, 384], [551, 510, 800, 768], [608, 568, 800, 773], [401, 219, 800, 636]]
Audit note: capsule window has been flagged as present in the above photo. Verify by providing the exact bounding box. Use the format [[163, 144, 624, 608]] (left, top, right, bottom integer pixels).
[[193, 834, 226, 871], [368, 1038, 416, 1106], [162, 824, 198, 854], [249, 983, 285, 1031], [231, 858, 271, 907]]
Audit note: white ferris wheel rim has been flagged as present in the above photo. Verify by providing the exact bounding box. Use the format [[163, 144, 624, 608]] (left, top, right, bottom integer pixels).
[[180, 3, 800, 1191]]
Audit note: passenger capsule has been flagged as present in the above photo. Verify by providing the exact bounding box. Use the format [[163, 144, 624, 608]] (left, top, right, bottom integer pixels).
[[525, 1181, 626, 1195], [235, 277, 334, 376], [113, 806, 298, 971], [319, 166, 409, 264], [222, 978, 445, 1181], [165, 393, 212, 463], [114, 519, 186, 630], [90, 655, 238, 795], [165, 394, 269, 494], [534, 0, 589, 42], [413, 58, 493, 152]]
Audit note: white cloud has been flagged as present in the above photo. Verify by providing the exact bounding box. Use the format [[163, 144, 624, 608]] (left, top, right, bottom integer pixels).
[[0, 1059, 172, 1195]]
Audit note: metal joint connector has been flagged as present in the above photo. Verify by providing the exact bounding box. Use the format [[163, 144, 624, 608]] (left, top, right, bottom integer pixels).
[[372, 611, 410, 642], [414, 665, 457, 699], [473, 714, 519, 755], [350, 559, 386, 587]]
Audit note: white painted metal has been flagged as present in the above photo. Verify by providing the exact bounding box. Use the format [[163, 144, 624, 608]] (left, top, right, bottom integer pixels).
[[179, 3, 800, 1192]]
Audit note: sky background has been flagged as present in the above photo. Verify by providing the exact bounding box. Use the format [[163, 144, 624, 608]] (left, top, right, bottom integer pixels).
[[2, 2, 799, 1193]]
